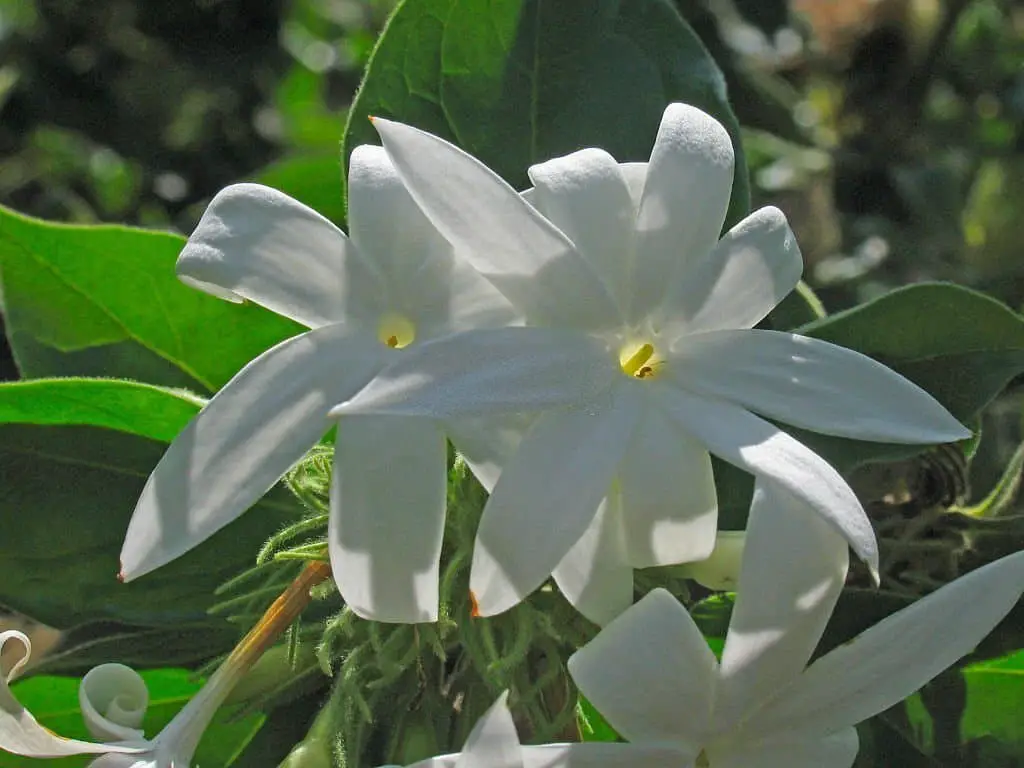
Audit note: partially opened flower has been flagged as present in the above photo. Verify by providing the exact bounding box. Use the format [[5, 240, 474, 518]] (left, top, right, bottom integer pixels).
[[1, 631, 241, 766], [567, 480, 1024, 767], [379, 691, 679, 768], [332, 103, 969, 622], [119, 146, 517, 623]]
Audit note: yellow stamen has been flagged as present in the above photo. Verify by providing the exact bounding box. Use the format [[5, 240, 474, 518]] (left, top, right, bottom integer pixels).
[[620, 343, 654, 377], [377, 313, 416, 349]]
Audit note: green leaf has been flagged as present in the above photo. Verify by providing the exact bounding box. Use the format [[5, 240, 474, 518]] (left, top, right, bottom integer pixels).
[[344, 0, 749, 227], [0, 379, 303, 629], [0, 204, 301, 392], [578, 696, 621, 743], [960, 648, 1024, 747], [3, 668, 265, 767]]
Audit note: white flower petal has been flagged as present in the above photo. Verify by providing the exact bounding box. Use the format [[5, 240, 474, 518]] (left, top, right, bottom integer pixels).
[[331, 328, 619, 419], [0, 632, 145, 758], [630, 103, 734, 325], [670, 329, 970, 443], [714, 480, 848, 732], [618, 401, 717, 568], [79, 665, 148, 742], [470, 387, 641, 617], [527, 149, 635, 316], [329, 416, 447, 623], [457, 693, 521, 768], [710, 728, 858, 768], [348, 145, 517, 338], [371, 118, 620, 330], [120, 325, 387, 581], [653, 384, 879, 577], [568, 588, 715, 746], [176, 183, 383, 329], [656, 207, 802, 339], [552, 496, 634, 626], [445, 414, 530, 492], [520, 743, 695, 767], [744, 550, 1024, 739]]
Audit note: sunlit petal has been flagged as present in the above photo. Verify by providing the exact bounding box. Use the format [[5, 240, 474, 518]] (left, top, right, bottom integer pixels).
[[527, 149, 635, 315], [348, 145, 517, 337], [656, 207, 801, 339], [457, 693, 521, 768], [618, 400, 717, 568], [569, 589, 715, 746], [176, 183, 383, 329], [372, 117, 620, 330], [120, 325, 387, 581], [630, 103, 733, 324], [669, 329, 970, 442], [331, 328, 618, 419], [744, 550, 1024, 739], [709, 728, 858, 768], [714, 480, 848, 731], [552, 496, 634, 626], [470, 386, 641, 617], [653, 384, 878, 576], [329, 416, 447, 623]]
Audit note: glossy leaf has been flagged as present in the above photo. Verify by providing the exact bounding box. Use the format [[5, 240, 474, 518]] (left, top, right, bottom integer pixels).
[[0, 204, 301, 392], [0, 379, 303, 628], [344, 0, 750, 228]]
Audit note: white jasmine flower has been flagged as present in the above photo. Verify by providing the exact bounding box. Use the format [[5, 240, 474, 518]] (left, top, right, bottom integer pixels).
[[119, 146, 517, 623], [567, 480, 1024, 768], [0, 632, 242, 767], [332, 103, 969, 622]]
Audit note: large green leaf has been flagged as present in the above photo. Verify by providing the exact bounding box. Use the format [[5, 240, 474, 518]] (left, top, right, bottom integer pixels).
[[960, 649, 1024, 748], [0, 379, 303, 628], [343, 0, 749, 228], [2, 668, 264, 767], [0, 204, 301, 392]]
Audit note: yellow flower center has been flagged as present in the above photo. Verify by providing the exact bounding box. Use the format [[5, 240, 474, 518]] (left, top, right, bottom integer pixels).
[[377, 313, 416, 349], [619, 342, 658, 379]]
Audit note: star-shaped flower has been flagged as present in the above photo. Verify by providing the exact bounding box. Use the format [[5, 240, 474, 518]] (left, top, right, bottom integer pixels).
[[119, 146, 517, 622], [567, 480, 1024, 767], [333, 103, 969, 622]]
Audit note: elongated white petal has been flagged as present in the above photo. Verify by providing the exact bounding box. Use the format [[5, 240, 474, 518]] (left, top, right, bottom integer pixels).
[[0, 632, 145, 758], [120, 325, 388, 581], [744, 550, 1024, 739], [329, 416, 447, 623], [527, 149, 635, 316], [349, 145, 517, 338], [445, 414, 529, 492], [569, 588, 715, 747], [656, 207, 802, 340], [331, 328, 618, 419], [552, 496, 634, 626], [710, 728, 858, 768], [458, 693, 521, 768], [618, 400, 717, 568], [652, 384, 879, 576], [177, 183, 383, 329], [714, 480, 848, 732], [371, 118, 620, 330], [520, 743, 696, 767], [670, 329, 970, 443], [630, 103, 733, 325], [80, 665, 148, 742], [470, 387, 641, 617]]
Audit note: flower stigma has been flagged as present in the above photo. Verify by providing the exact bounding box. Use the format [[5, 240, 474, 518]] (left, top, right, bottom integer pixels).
[[376, 313, 416, 349], [619, 342, 659, 379]]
